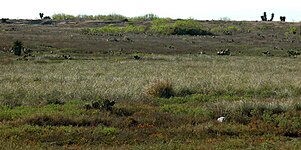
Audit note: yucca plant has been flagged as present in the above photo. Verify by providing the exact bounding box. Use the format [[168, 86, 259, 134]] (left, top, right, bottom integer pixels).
[[12, 40, 23, 56]]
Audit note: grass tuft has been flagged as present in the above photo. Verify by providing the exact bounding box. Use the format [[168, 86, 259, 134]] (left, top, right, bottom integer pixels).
[[144, 79, 175, 98]]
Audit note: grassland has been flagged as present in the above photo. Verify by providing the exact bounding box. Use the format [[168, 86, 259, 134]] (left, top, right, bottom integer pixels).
[[1, 18, 301, 149]]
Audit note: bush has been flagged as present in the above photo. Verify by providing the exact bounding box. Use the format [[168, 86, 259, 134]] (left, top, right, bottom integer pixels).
[[151, 19, 213, 36], [52, 13, 76, 20], [131, 13, 159, 21], [144, 79, 175, 98], [172, 19, 213, 36], [150, 18, 174, 35], [12, 40, 23, 56]]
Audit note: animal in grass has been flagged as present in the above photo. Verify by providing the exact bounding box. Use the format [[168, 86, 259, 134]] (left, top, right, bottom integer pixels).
[[262, 51, 273, 56], [217, 117, 225, 122], [217, 49, 231, 55], [287, 50, 300, 57], [102, 99, 115, 111], [134, 55, 141, 60]]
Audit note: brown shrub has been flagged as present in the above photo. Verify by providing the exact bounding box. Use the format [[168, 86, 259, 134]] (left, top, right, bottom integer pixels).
[[144, 79, 175, 98]]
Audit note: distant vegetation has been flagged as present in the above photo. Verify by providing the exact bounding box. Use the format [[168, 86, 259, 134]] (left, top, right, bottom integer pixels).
[[52, 13, 159, 21], [81, 24, 146, 34], [81, 18, 213, 36]]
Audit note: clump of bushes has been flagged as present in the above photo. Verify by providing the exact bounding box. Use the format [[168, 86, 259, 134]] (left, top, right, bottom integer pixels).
[[131, 13, 159, 21], [144, 79, 175, 98], [171, 19, 213, 36], [85, 99, 115, 111], [151, 19, 213, 36]]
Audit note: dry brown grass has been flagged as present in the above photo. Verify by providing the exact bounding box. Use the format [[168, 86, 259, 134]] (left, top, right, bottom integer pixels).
[[144, 79, 174, 98]]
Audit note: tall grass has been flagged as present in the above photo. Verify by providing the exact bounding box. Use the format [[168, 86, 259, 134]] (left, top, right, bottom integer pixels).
[[1, 55, 301, 105]]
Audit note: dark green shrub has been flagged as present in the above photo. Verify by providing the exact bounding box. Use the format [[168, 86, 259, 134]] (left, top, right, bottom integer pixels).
[[12, 40, 23, 56], [172, 27, 213, 36], [172, 19, 213, 36], [151, 19, 213, 36]]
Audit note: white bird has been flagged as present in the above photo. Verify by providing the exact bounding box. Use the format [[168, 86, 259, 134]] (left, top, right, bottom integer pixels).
[[217, 117, 225, 122]]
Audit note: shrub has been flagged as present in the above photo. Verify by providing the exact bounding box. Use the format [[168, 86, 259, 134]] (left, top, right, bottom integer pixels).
[[52, 13, 76, 20], [150, 23, 174, 35], [131, 13, 159, 21], [172, 19, 213, 36], [151, 19, 213, 36], [12, 40, 23, 56], [144, 79, 175, 98]]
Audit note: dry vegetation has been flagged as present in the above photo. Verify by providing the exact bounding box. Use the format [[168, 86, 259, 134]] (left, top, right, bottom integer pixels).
[[1, 17, 301, 149]]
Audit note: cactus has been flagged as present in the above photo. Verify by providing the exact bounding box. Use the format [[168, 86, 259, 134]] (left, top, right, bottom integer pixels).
[[261, 12, 268, 21], [39, 13, 44, 20], [269, 13, 274, 21]]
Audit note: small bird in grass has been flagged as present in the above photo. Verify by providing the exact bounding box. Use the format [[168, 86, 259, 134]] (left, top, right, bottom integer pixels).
[[217, 117, 225, 122]]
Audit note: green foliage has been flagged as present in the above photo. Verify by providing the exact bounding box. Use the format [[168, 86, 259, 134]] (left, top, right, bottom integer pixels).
[[52, 13, 76, 20], [160, 104, 206, 117], [172, 19, 212, 36], [284, 26, 298, 39], [150, 18, 174, 35], [82, 24, 146, 34], [151, 19, 213, 36], [12, 40, 23, 56], [131, 13, 159, 21], [53, 13, 127, 20]]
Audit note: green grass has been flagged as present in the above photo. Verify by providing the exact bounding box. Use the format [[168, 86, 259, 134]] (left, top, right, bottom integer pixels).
[[1, 54, 301, 149], [82, 24, 146, 34]]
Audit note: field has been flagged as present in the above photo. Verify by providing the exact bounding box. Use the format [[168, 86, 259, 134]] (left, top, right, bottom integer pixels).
[[1, 18, 301, 149]]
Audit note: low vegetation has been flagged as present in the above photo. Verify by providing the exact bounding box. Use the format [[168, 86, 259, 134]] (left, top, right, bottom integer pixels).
[[1, 54, 301, 148], [81, 18, 213, 36], [1, 15, 301, 149]]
